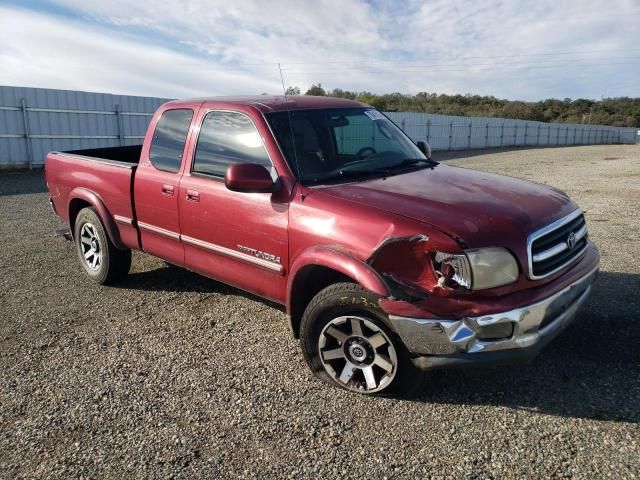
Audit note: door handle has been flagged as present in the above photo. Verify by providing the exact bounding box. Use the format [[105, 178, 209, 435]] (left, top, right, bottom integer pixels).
[[161, 184, 175, 195], [185, 189, 200, 202]]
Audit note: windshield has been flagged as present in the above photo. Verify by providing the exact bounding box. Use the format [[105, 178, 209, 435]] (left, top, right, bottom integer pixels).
[[266, 108, 431, 185]]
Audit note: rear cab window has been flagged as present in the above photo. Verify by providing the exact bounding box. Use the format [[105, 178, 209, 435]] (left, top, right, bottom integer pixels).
[[149, 108, 194, 172], [192, 110, 274, 178]]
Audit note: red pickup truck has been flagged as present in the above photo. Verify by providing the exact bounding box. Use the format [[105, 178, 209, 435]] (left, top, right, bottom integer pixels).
[[46, 96, 599, 395]]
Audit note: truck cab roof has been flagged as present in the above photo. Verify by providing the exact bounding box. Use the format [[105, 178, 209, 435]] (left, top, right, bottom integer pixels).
[[163, 95, 370, 113]]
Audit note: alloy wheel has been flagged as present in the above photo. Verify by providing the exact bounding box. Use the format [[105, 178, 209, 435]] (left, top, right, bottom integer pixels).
[[318, 315, 397, 393], [79, 223, 102, 271]]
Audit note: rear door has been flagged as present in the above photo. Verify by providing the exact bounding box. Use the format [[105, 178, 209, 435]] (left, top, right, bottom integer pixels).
[[134, 107, 195, 266], [178, 108, 289, 302]]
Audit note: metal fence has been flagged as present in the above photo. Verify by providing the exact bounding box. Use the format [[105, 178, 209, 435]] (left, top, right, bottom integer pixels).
[[0, 85, 636, 168], [0, 86, 168, 169], [385, 112, 637, 152]]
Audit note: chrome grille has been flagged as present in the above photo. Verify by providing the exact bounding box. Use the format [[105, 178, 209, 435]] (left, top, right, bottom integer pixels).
[[528, 210, 588, 279]]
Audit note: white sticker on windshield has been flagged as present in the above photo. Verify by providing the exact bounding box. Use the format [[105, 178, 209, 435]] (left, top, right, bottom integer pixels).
[[364, 110, 386, 121]]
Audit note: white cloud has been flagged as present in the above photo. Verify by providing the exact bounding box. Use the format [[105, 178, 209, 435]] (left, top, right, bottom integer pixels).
[[0, 6, 283, 98], [1, 1, 638, 100]]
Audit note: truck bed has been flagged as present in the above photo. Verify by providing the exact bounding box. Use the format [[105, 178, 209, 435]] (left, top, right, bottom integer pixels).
[[45, 145, 142, 251], [61, 145, 143, 167]]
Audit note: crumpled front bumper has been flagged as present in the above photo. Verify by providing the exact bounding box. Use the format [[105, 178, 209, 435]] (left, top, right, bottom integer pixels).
[[388, 264, 599, 370]]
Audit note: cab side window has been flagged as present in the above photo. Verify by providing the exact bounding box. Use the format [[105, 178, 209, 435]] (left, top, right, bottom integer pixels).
[[149, 109, 193, 172], [192, 111, 272, 177]]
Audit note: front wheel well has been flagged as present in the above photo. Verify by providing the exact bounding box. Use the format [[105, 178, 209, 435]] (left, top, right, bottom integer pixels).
[[288, 265, 352, 338]]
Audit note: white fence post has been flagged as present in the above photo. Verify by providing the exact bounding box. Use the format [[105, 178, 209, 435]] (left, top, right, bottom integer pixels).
[[20, 98, 34, 169], [115, 104, 125, 146]]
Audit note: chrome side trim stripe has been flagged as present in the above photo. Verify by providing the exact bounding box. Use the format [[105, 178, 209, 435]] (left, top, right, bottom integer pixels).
[[181, 234, 284, 274], [114, 215, 133, 226], [137, 221, 180, 240], [134, 222, 283, 273]]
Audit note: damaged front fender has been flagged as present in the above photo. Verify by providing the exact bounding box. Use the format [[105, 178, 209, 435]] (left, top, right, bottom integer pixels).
[[367, 231, 461, 300], [287, 245, 391, 304]]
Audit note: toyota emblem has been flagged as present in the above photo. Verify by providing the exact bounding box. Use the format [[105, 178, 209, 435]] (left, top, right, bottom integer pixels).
[[566, 232, 577, 249]]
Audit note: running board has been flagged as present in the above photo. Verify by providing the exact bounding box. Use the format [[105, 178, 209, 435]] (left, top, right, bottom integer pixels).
[[55, 227, 72, 241]]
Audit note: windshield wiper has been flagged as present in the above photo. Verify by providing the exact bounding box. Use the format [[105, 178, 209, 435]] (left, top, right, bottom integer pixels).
[[366, 157, 439, 177], [389, 157, 439, 169], [307, 168, 388, 186], [307, 158, 439, 185]]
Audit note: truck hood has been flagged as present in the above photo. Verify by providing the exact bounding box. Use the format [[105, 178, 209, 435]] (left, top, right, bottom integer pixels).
[[318, 164, 578, 249]]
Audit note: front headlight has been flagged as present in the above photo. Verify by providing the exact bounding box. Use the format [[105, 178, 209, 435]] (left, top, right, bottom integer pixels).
[[433, 247, 519, 290], [433, 251, 472, 289]]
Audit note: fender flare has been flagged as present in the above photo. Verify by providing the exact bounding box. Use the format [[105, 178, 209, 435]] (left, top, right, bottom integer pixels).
[[68, 187, 125, 250], [286, 245, 391, 318]]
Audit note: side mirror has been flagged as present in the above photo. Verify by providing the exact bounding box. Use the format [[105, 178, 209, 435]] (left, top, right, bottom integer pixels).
[[416, 141, 432, 159], [225, 163, 275, 193]]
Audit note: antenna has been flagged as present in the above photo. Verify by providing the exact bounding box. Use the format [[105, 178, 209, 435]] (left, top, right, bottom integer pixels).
[[278, 63, 303, 199]]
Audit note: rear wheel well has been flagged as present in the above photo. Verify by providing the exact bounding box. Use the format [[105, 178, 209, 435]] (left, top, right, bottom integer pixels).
[[68, 199, 92, 235], [289, 265, 352, 338]]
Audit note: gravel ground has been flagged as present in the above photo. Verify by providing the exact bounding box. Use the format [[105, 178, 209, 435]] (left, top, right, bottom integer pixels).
[[1, 144, 639, 479]]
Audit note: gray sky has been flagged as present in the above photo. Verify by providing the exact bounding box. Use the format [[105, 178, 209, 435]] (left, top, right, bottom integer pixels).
[[1, 0, 638, 100]]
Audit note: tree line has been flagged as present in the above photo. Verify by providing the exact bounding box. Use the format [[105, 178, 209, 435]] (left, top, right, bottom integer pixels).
[[284, 84, 640, 128]]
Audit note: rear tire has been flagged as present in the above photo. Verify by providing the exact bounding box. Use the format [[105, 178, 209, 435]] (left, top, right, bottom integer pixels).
[[300, 282, 425, 396], [74, 207, 131, 285]]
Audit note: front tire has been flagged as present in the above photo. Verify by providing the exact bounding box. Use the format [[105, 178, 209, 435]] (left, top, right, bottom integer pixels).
[[300, 282, 424, 395], [74, 207, 131, 285]]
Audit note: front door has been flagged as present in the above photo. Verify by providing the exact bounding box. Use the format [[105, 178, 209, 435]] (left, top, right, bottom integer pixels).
[[178, 109, 289, 302], [134, 107, 194, 266]]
